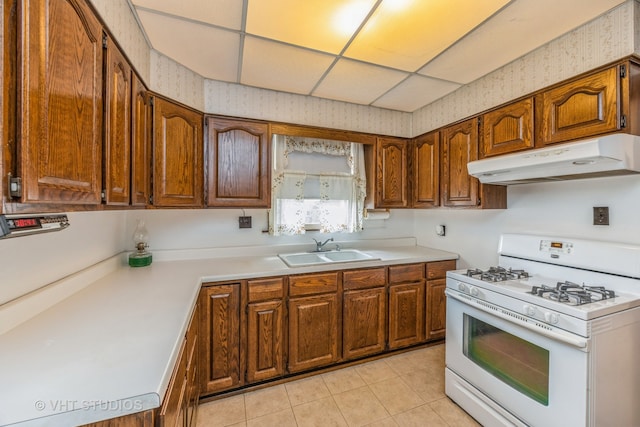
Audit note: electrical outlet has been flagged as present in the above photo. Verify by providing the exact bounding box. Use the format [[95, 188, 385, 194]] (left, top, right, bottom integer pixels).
[[239, 216, 252, 229], [593, 207, 609, 225]]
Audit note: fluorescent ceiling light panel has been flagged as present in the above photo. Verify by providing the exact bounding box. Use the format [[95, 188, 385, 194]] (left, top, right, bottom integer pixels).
[[344, 0, 511, 71]]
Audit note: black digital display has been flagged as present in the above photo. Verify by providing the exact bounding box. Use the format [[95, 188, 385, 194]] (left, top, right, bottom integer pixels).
[[550, 242, 563, 249]]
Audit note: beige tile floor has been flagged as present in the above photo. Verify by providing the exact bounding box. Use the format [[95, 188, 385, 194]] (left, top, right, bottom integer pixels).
[[196, 344, 481, 427]]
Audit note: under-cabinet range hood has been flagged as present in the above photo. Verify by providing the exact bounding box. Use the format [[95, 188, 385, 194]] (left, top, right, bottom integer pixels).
[[467, 133, 640, 185]]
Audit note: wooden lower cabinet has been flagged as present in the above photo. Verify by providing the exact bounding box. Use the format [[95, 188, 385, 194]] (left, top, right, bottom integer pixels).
[[343, 287, 387, 360], [425, 260, 456, 341], [81, 411, 155, 427], [388, 263, 426, 350], [288, 293, 340, 373], [342, 267, 387, 360], [199, 284, 241, 394], [158, 304, 199, 427], [426, 279, 447, 341], [246, 299, 284, 382], [197, 261, 455, 398], [388, 282, 426, 349]]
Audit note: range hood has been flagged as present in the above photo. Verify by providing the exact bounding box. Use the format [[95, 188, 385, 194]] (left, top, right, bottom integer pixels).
[[467, 133, 640, 185]]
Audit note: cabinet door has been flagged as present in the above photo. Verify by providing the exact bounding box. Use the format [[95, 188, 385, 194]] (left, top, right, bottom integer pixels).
[[539, 66, 619, 145], [343, 287, 386, 360], [153, 97, 203, 207], [288, 293, 339, 373], [158, 337, 187, 427], [131, 75, 151, 206], [412, 131, 439, 208], [247, 300, 284, 383], [441, 118, 479, 207], [103, 36, 131, 205], [19, 0, 103, 204], [185, 304, 199, 427], [388, 282, 425, 349], [481, 97, 534, 158], [376, 136, 408, 208], [426, 279, 447, 341], [207, 117, 270, 207], [199, 284, 241, 394]]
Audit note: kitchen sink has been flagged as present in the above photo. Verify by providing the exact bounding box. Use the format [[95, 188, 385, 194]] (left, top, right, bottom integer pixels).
[[278, 249, 380, 267]]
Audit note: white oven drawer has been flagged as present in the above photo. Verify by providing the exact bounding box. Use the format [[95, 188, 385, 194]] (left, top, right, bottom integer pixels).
[[445, 291, 589, 427]]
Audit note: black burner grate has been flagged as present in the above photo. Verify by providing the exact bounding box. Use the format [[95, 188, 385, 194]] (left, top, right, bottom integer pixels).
[[530, 281, 616, 305], [466, 266, 530, 282]]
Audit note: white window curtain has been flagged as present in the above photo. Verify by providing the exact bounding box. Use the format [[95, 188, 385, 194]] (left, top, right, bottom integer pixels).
[[268, 171, 306, 235], [269, 135, 367, 236]]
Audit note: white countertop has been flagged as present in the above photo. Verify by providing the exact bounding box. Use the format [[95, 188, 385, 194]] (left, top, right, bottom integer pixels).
[[0, 241, 458, 426]]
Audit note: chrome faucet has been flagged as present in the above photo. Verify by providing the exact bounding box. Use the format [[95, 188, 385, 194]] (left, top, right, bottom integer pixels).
[[312, 237, 334, 252]]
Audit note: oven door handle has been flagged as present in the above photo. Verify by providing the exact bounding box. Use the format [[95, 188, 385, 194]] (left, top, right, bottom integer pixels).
[[446, 290, 589, 349]]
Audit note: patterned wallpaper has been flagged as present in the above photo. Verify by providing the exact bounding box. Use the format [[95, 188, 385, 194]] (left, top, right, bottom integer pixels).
[[88, 0, 150, 83], [412, 0, 637, 136], [89, 0, 637, 139], [151, 51, 205, 111], [203, 79, 412, 137]]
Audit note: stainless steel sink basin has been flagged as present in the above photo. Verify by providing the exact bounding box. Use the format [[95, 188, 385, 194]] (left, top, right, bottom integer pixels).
[[278, 249, 380, 267]]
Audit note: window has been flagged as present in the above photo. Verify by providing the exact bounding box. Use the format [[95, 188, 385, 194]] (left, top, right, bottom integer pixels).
[[268, 135, 367, 235]]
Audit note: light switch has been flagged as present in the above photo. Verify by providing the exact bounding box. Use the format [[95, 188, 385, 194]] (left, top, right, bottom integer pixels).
[[436, 225, 446, 236]]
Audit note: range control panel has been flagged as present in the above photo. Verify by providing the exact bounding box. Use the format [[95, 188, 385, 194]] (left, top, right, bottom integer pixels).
[[540, 240, 573, 257], [0, 213, 70, 239]]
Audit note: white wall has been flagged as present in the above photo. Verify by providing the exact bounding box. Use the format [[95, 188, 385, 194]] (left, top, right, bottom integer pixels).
[[123, 208, 416, 252], [414, 174, 640, 269], [0, 211, 127, 305], [3, 1, 640, 306]]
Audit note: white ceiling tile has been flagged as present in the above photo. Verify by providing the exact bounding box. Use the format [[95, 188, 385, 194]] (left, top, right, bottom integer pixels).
[[344, 0, 510, 71], [131, 0, 629, 112], [241, 36, 336, 95], [373, 75, 461, 112], [313, 59, 409, 105], [137, 10, 240, 82], [245, 0, 377, 54], [418, 0, 627, 84], [132, 0, 243, 30]]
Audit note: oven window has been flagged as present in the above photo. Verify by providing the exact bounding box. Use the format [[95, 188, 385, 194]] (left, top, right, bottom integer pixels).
[[463, 314, 550, 406]]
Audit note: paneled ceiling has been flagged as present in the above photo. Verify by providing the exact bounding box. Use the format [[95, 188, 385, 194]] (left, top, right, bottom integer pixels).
[[130, 0, 626, 112]]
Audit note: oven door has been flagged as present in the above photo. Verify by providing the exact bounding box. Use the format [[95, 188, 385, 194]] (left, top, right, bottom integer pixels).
[[445, 289, 589, 427]]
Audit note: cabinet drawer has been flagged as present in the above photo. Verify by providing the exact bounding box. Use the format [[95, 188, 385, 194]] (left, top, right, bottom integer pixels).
[[389, 264, 424, 284], [343, 268, 386, 290], [426, 260, 457, 280], [289, 272, 338, 296], [248, 277, 285, 302]]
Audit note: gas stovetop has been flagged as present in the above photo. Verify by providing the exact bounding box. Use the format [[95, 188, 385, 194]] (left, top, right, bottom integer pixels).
[[464, 267, 618, 306], [448, 266, 640, 321]]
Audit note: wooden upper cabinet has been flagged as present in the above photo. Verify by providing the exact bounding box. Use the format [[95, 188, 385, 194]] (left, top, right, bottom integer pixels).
[[481, 97, 534, 158], [441, 118, 479, 207], [376, 136, 408, 208], [131, 74, 151, 206], [153, 97, 204, 207], [19, 0, 103, 204], [538, 66, 620, 145], [103, 35, 131, 206], [412, 131, 440, 208], [206, 117, 270, 207]]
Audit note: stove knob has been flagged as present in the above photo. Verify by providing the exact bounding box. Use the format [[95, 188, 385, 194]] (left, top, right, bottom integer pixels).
[[523, 305, 536, 316], [470, 286, 479, 297], [544, 312, 559, 324], [457, 283, 467, 293]]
